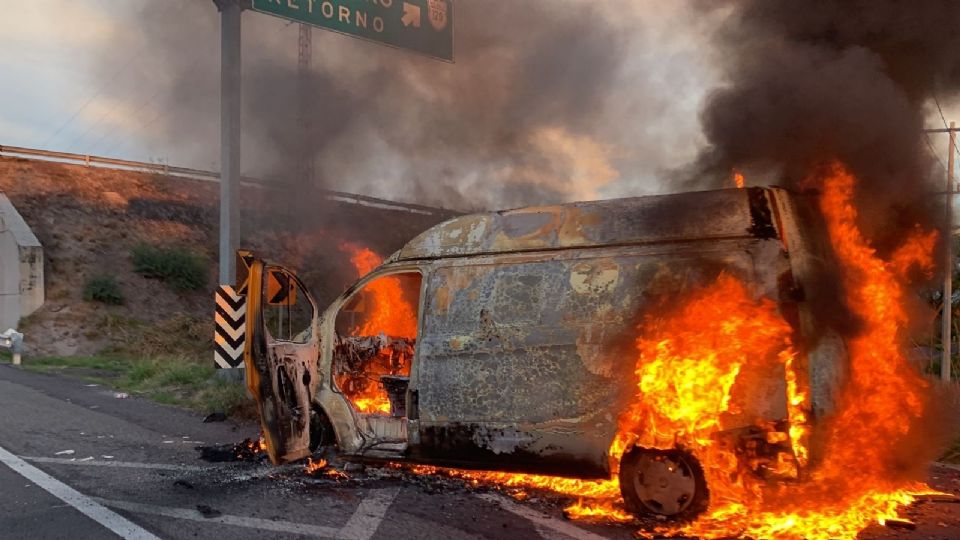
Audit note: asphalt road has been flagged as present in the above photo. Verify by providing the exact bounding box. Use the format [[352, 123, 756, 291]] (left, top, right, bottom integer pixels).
[[0, 364, 957, 540]]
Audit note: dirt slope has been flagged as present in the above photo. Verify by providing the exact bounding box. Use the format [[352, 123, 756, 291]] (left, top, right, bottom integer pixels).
[[0, 157, 451, 357]]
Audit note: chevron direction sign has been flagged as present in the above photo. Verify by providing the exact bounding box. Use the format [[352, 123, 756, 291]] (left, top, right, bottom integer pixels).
[[214, 285, 247, 369]]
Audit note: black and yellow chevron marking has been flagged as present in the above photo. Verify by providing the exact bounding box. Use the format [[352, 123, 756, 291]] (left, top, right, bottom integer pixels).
[[214, 285, 246, 369]]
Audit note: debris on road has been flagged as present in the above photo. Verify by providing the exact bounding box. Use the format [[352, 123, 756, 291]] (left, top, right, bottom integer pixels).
[[195, 505, 222, 519], [113, 392, 129, 399], [202, 412, 227, 423], [197, 436, 267, 463], [54, 449, 74, 455], [884, 518, 917, 530], [914, 492, 960, 504]]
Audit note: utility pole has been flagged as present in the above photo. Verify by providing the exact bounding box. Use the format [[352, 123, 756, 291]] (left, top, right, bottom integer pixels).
[[297, 23, 314, 185], [946, 123, 956, 383], [927, 123, 958, 382], [214, 0, 242, 285]]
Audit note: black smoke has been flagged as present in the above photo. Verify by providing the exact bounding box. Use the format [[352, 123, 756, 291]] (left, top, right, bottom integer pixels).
[[686, 0, 960, 252]]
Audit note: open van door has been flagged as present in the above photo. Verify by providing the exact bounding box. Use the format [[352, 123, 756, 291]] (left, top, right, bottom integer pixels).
[[244, 258, 320, 464]]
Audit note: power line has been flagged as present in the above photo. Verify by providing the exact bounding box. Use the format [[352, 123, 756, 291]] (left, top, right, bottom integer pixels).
[[39, 1, 185, 149], [101, 17, 299, 162], [64, 86, 154, 153], [924, 131, 948, 172], [933, 93, 960, 164], [83, 84, 170, 155], [935, 94, 950, 128]]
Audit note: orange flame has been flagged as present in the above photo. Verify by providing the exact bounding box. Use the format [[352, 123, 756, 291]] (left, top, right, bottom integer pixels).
[[816, 164, 930, 468], [734, 171, 746, 189], [353, 396, 393, 415], [305, 458, 327, 474], [252, 436, 266, 453], [336, 243, 417, 415], [342, 244, 417, 339]]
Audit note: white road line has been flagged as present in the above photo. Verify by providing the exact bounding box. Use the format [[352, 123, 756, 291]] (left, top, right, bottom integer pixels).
[[476, 493, 611, 540], [95, 488, 399, 539], [337, 487, 400, 540], [535, 523, 579, 540], [0, 444, 161, 540], [96, 498, 340, 538], [22, 456, 212, 472]]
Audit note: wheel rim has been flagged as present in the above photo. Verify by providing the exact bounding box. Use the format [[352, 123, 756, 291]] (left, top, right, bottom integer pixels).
[[632, 452, 698, 516]]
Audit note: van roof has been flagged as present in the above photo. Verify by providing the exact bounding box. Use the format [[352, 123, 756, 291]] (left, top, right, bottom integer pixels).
[[391, 187, 781, 261]]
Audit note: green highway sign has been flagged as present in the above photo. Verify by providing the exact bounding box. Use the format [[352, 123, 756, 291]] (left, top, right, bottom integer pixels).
[[252, 0, 453, 62]]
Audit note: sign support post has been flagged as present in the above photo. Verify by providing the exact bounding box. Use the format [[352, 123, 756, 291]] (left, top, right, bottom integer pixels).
[[215, 0, 243, 285], [214, 0, 244, 379]]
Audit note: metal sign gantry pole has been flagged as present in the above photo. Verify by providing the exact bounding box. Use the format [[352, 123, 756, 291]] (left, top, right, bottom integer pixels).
[[214, 0, 242, 285]]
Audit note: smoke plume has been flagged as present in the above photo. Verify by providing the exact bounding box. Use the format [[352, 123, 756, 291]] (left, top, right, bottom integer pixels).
[[87, 0, 717, 211], [686, 0, 960, 251]]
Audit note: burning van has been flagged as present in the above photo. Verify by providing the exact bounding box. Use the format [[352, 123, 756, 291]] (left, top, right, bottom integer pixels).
[[241, 186, 845, 521]]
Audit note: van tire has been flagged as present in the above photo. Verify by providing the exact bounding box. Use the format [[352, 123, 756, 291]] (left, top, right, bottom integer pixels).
[[309, 407, 336, 452], [618, 446, 708, 521]]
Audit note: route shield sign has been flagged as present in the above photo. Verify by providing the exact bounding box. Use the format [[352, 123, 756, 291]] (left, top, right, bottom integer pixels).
[[252, 0, 454, 61]]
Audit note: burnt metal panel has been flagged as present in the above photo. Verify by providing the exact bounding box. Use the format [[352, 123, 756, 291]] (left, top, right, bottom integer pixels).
[[765, 189, 849, 429], [414, 238, 793, 474], [395, 189, 769, 261]]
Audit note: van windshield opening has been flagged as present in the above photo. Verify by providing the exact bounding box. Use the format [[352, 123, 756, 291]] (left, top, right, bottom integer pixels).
[[333, 272, 421, 416]]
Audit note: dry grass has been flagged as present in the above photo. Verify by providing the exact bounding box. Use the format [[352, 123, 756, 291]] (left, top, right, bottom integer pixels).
[[21, 354, 251, 416]]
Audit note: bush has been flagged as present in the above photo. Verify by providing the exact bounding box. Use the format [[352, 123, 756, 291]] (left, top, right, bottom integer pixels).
[[83, 274, 125, 305], [131, 243, 207, 292]]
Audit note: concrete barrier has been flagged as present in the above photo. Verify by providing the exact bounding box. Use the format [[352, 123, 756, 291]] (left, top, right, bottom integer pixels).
[[0, 194, 43, 331]]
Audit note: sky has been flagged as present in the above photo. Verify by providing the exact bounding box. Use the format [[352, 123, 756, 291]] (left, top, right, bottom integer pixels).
[[0, 0, 957, 209]]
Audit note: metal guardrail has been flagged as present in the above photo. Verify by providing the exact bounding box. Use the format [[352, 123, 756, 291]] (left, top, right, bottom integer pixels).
[[0, 144, 459, 218]]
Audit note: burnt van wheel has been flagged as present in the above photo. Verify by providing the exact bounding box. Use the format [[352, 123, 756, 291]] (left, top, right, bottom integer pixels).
[[309, 408, 336, 452], [618, 447, 708, 520]]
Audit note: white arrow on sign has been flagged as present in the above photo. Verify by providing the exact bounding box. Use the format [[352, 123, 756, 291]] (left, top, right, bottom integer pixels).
[[402, 2, 421, 28]]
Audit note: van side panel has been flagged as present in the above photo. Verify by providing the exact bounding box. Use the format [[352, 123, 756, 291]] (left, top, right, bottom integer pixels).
[[412, 238, 792, 477]]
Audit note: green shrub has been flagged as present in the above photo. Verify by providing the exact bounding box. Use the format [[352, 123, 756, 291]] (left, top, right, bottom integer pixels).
[[83, 274, 125, 305], [131, 243, 207, 292], [126, 361, 159, 384], [157, 362, 211, 387]]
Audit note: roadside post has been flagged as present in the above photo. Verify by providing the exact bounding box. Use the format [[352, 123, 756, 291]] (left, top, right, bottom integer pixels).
[[214, 0, 242, 286], [0, 329, 24, 366]]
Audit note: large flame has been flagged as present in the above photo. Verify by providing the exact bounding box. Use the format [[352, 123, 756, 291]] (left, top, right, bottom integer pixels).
[[399, 163, 937, 539], [336, 243, 417, 415], [342, 244, 417, 339]]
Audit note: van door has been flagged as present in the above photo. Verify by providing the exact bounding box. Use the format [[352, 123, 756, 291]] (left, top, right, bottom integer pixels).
[[413, 258, 626, 478], [244, 259, 320, 464]]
